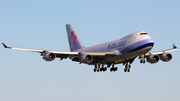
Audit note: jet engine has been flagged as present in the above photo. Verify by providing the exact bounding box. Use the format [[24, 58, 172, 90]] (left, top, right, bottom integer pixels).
[[146, 54, 159, 64], [80, 54, 93, 63], [42, 52, 56, 61], [160, 53, 172, 62]]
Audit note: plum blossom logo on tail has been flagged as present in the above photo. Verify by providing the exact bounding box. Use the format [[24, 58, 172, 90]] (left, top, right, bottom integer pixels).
[[69, 31, 77, 50], [108, 44, 111, 50]]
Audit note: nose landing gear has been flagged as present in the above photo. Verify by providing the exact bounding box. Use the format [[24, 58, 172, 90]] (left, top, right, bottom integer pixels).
[[140, 53, 146, 63]]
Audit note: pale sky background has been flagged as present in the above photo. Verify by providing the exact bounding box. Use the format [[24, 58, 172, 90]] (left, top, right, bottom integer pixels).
[[0, 0, 180, 101]]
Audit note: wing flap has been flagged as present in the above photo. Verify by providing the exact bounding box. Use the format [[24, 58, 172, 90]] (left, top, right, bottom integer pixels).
[[80, 52, 117, 56]]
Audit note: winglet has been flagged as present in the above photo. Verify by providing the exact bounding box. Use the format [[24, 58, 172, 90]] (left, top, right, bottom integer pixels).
[[2, 43, 11, 48], [173, 44, 177, 49]]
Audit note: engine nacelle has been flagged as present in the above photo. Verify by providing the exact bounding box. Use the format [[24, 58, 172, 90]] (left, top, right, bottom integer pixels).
[[160, 53, 172, 62], [42, 52, 56, 61], [79, 54, 93, 63], [146, 54, 159, 64]]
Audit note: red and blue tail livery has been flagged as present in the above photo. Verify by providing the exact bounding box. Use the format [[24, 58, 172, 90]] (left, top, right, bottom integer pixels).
[[66, 24, 84, 51]]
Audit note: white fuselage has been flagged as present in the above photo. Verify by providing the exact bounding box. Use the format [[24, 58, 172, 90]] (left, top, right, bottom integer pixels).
[[74, 31, 154, 64]]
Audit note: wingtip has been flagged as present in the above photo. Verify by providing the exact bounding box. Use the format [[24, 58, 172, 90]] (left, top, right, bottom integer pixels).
[[2, 43, 11, 49], [173, 44, 177, 49], [2, 43, 8, 48]]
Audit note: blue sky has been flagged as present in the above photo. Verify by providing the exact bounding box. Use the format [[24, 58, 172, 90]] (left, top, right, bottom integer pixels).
[[0, 0, 180, 101]]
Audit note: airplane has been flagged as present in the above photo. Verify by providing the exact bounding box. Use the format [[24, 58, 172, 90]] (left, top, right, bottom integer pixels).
[[2, 24, 178, 72]]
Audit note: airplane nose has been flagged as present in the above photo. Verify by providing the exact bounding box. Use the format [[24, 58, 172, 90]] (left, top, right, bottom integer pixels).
[[151, 41, 154, 47], [149, 38, 154, 47]]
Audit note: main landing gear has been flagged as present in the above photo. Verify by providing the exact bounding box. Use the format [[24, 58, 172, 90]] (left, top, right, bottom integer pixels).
[[99, 64, 107, 72], [94, 64, 100, 72], [110, 64, 118, 72], [123, 62, 131, 72], [93, 63, 132, 72], [93, 63, 117, 72], [94, 64, 107, 72]]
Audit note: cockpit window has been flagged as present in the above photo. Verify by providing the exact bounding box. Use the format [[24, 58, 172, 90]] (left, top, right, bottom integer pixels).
[[140, 33, 148, 35]]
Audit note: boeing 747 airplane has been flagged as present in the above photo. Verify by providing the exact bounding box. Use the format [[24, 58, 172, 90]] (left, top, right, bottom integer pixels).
[[2, 24, 178, 72]]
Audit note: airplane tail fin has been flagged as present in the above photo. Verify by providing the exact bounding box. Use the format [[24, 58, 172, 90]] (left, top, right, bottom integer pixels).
[[66, 24, 84, 51]]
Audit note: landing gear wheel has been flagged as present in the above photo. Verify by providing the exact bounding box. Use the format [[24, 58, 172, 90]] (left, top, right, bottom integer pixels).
[[100, 68, 102, 72], [110, 67, 118, 72], [94, 68, 96, 72], [103, 67, 107, 72], [115, 67, 118, 71], [97, 69, 99, 72], [110, 68, 113, 72], [140, 59, 145, 63], [105, 67, 107, 71]]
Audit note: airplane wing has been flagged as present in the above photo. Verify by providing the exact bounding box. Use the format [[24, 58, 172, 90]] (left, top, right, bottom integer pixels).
[[145, 44, 178, 56], [2, 43, 79, 56], [2, 43, 117, 59]]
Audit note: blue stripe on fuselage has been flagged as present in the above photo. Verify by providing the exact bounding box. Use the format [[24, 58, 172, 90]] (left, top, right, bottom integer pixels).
[[128, 42, 154, 53], [120, 39, 154, 54]]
